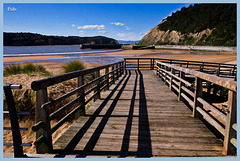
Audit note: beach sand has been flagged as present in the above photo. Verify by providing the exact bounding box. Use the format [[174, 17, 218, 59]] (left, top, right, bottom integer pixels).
[[4, 49, 237, 64]]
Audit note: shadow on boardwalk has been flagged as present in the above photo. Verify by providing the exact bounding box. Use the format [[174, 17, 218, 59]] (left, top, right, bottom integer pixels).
[[54, 70, 152, 157], [53, 70, 223, 158]]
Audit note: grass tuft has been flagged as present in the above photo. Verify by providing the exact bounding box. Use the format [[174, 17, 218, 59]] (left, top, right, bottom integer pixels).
[[62, 60, 86, 73], [4, 63, 50, 76], [4, 64, 22, 75]]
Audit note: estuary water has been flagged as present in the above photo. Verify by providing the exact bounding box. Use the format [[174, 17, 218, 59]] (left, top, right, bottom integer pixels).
[[4, 45, 138, 65]]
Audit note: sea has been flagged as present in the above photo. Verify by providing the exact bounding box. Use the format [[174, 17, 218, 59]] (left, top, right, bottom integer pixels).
[[4, 45, 139, 65]]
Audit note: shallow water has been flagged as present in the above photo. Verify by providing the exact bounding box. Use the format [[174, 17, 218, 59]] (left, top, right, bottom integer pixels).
[[4, 54, 141, 65], [4, 45, 122, 56], [4, 45, 134, 65]]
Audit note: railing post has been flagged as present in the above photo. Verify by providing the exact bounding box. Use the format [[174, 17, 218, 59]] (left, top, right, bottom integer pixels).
[[156, 62, 159, 77], [124, 59, 127, 73], [178, 71, 185, 101], [217, 64, 221, 76], [137, 58, 139, 70], [161, 65, 164, 81], [150, 59, 153, 70], [192, 77, 203, 118], [170, 68, 175, 91], [120, 62, 123, 76], [35, 88, 53, 154], [112, 64, 115, 84], [122, 61, 124, 75], [77, 75, 85, 116], [199, 65, 203, 72], [223, 91, 237, 155], [119, 62, 122, 76], [105, 67, 110, 90], [116, 63, 119, 80], [3, 84, 25, 157], [164, 66, 167, 85], [94, 70, 100, 101]]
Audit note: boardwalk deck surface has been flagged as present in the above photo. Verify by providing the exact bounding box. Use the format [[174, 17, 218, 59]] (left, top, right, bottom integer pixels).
[[53, 70, 223, 157]]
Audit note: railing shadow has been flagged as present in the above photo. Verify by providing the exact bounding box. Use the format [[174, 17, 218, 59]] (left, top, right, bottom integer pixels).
[[54, 70, 152, 157], [136, 70, 152, 157], [54, 71, 130, 155]]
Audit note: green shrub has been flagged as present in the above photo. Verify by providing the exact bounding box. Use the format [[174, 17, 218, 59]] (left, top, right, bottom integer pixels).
[[63, 60, 86, 73], [4, 63, 50, 76]]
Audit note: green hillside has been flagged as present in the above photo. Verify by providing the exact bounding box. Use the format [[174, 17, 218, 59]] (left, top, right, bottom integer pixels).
[[158, 3, 236, 46]]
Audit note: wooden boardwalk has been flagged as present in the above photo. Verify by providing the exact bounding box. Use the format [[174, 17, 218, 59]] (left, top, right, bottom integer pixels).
[[53, 70, 224, 157]]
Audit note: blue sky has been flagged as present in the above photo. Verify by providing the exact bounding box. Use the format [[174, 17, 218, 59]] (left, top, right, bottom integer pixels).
[[4, 3, 192, 41]]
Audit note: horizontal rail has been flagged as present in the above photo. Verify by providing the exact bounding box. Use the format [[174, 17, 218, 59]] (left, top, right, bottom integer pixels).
[[3, 84, 22, 89], [4, 127, 28, 131], [232, 124, 237, 131], [230, 138, 237, 148], [85, 92, 98, 105], [197, 107, 225, 135], [124, 57, 236, 67], [32, 121, 45, 132], [181, 93, 194, 107], [3, 111, 30, 115], [181, 86, 194, 97], [157, 62, 237, 92], [31, 61, 124, 91], [197, 97, 227, 123], [4, 143, 32, 147], [51, 104, 83, 134], [49, 96, 80, 120], [40, 65, 119, 110]]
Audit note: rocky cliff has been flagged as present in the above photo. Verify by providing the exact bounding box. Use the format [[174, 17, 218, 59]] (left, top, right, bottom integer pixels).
[[139, 4, 236, 46], [139, 25, 213, 45]]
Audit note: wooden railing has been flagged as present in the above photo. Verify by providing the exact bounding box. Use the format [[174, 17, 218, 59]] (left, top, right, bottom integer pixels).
[[156, 61, 237, 155], [124, 58, 237, 80], [31, 61, 125, 154], [3, 84, 31, 157]]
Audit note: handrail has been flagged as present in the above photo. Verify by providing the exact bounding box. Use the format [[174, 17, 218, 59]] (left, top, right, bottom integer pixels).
[[31, 61, 125, 154], [124, 58, 237, 80], [124, 57, 236, 66], [158, 62, 237, 92], [155, 61, 237, 155], [31, 61, 124, 91]]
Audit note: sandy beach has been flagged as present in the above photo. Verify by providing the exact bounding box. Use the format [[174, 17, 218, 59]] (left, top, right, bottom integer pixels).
[[3, 49, 237, 64]]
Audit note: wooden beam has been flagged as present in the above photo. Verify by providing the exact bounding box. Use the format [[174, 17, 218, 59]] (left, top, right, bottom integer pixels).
[[35, 88, 53, 154], [223, 91, 237, 155]]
